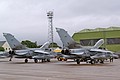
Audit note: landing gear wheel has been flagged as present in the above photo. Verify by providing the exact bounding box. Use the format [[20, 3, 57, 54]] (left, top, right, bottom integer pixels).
[[47, 59, 50, 62], [100, 60, 104, 64], [64, 59, 67, 61], [76, 59, 80, 64], [34, 59, 38, 63], [59, 58, 62, 61], [90, 59, 95, 64], [25, 59, 28, 63], [42, 59, 45, 63], [57, 58, 60, 61]]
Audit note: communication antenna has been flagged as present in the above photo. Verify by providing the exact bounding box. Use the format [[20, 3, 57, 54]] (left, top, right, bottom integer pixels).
[[47, 11, 54, 49]]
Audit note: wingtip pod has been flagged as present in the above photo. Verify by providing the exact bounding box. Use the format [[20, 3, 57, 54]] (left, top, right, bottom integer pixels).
[[56, 28, 59, 32], [3, 33, 14, 37], [56, 28, 65, 32], [3, 33, 8, 35], [3, 33, 7, 36]]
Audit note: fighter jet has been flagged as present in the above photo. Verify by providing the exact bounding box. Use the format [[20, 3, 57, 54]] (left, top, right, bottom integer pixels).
[[3, 33, 54, 63], [56, 28, 117, 64], [0, 52, 10, 58], [90, 49, 119, 63]]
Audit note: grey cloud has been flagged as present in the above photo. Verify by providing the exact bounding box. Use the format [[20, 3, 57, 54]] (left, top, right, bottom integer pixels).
[[0, 0, 120, 46]]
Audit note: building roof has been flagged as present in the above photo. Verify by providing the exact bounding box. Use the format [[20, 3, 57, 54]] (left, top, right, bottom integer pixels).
[[0, 41, 6, 47], [78, 27, 120, 33]]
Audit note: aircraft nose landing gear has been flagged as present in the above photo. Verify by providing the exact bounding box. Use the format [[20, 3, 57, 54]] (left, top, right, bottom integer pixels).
[[34, 59, 38, 63]]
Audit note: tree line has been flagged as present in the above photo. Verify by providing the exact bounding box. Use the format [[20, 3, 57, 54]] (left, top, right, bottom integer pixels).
[[0, 40, 60, 51]]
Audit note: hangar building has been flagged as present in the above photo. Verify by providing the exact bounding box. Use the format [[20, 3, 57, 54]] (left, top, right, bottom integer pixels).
[[72, 27, 120, 52], [0, 41, 12, 52]]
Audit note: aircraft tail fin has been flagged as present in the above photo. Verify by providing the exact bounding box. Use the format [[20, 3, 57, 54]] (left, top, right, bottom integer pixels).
[[93, 39, 104, 49], [56, 28, 81, 49], [40, 42, 50, 50], [3, 33, 26, 50]]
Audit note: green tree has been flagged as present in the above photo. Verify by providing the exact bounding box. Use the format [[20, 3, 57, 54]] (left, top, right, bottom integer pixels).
[[49, 42, 60, 48], [21, 40, 38, 48], [0, 47, 5, 51]]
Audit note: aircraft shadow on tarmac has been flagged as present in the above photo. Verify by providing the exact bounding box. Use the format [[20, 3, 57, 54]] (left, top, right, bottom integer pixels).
[[0, 61, 9, 62], [57, 62, 115, 67], [8, 60, 59, 64], [56, 60, 115, 66], [9, 62, 51, 64], [6, 60, 115, 67]]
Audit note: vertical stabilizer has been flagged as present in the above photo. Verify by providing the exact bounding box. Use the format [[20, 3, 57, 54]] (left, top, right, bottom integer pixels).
[[93, 39, 104, 49], [56, 28, 81, 49], [3, 33, 26, 50], [40, 42, 50, 50]]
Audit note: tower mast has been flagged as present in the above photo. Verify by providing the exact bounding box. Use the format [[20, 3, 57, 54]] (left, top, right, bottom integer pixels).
[[47, 11, 54, 49]]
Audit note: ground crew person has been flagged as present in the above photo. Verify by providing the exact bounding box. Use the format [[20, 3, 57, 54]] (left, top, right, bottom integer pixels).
[[9, 50, 15, 61]]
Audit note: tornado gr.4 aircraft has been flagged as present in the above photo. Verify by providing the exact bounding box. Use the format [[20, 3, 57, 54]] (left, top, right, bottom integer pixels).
[[90, 49, 118, 61], [56, 28, 118, 64], [0, 52, 10, 59], [3, 33, 55, 63]]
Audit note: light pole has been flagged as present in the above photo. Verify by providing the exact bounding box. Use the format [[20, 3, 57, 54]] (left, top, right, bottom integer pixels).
[[47, 11, 54, 50]]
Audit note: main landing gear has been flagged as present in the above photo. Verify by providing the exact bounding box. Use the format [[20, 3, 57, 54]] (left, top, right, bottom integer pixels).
[[76, 59, 80, 64], [34, 59, 38, 63], [25, 59, 28, 63]]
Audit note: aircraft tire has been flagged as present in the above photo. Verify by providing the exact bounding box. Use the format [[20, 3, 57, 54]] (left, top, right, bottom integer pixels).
[[41, 59, 44, 62], [76, 59, 80, 64], [47, 59, 50, 62], [57, 58, 60, 61], [59, 58, 62, 61], [90, 59, 95, 64], [64, 59, 67, 61], [100, 60, 104, 64], [25, 59, 28, 63], [34, 59, 38, 63]]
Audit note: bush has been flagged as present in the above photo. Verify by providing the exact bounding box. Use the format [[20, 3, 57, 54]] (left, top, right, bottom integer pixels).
[[0, 47, 5, 51]]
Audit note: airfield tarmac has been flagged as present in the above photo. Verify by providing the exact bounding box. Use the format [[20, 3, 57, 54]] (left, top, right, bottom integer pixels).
[[0, 58, 120, 80]]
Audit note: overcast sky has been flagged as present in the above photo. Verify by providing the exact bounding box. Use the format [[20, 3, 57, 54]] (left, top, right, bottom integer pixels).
[[0, 0, 120, 46]]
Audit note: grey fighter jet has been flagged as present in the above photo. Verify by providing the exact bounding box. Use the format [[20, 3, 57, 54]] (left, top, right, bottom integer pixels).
[[3, 33, 55, 63], [56, 28, 117, 64], [0, 52, 10, 58]]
